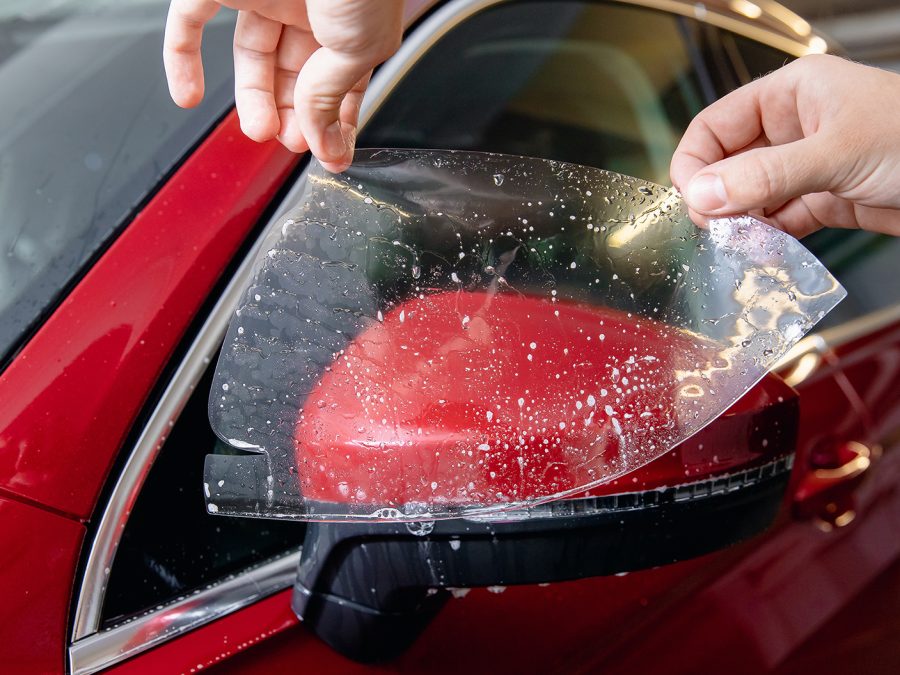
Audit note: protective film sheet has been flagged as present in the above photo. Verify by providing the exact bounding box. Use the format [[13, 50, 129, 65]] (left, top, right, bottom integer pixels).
[[205, 149, 844, 521]]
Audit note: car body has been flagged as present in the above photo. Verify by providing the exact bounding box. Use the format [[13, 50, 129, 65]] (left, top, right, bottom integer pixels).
[[1, 0, 899, 673]]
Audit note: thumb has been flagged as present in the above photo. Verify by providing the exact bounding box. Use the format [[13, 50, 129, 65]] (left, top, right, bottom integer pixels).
[[294, 48, 372, 172], [684, 136, 840, 215]]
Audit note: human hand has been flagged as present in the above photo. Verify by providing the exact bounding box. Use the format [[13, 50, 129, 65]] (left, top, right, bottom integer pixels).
[[670, 54, 900, 237], [163, 0, 404, 172]]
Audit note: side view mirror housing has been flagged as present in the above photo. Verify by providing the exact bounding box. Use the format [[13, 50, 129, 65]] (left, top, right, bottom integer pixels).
[[287, 373, 797, 662]]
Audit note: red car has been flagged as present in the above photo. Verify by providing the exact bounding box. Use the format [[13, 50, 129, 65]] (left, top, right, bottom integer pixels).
[[1, 1, 899, 673]]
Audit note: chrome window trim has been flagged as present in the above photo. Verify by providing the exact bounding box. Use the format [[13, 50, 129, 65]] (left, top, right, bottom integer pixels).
[[615, 0, 823, 57], [69, 551, 301, 675], [70, 0, 838, 669], [70, 218, 277, 641], [360, 0, 827, 121]]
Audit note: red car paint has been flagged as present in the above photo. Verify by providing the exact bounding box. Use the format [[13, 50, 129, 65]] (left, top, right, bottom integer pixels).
[[0, 496, 84, 673], [296, 290, 791, 508], [0, 111, 298, 671]]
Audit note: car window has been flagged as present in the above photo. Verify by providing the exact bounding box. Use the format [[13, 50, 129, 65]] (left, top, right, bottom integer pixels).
[[101, 359, 306, 627], [0, 1, 235, 368], [359, 1, 714, 185], [721, 31, 792, 84]]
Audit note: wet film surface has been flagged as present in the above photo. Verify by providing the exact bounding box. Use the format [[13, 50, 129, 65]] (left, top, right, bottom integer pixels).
[[206, 149, 845, 521]]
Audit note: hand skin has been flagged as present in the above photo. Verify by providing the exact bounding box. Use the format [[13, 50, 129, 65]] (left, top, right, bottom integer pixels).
[[670, 54, 900, 238], [163, 0, 404, 172]]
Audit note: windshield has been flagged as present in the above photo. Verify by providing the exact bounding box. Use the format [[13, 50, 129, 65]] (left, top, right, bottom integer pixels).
[[0, 0, 235, 366]]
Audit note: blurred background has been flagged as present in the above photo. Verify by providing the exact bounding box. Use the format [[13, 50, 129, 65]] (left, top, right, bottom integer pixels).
[[784, 0, 900, 71]]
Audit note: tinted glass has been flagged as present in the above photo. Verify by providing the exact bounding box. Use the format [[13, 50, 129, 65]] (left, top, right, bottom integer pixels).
[[723, 32, 792, 84], [0, 1, 235, 366], [360, 1, 710, 184], [102, 362, 306, 627]]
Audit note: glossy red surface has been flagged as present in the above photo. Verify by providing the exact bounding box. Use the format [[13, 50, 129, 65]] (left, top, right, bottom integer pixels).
[[297, 291, 721, 505], [0, 112, 298, 519], [0, 496, 84, 673], [298, 290, 795, 509]]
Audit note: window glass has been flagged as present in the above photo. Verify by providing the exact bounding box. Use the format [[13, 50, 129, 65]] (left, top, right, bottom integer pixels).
[[722, 32, 792, 83], [0, 1, 235, 367], [360, 1, 710, 184], [102, 362, 306, 627]]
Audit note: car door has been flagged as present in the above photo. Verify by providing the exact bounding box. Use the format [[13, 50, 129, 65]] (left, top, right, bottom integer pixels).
[[69, 2, 883, 674]]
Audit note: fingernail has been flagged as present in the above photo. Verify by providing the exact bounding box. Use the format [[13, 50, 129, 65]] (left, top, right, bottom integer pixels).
[[686, 174, 727, 212], [323, 121, 346, 160]]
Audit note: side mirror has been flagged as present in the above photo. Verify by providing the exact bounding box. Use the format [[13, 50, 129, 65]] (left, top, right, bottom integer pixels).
[[206, 371, 797, 662]]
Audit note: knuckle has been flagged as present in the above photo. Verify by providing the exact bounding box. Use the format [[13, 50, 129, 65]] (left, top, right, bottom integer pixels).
[[794, 53, 841, 74], [737, 152, 786, 202], [304, 91, 345, 114], [335, 35, 397, 64], [318, 29, 378, 57], [233, 41, 273, 62], [171, 6, 205, 30], [164, 30, 198, 54], [757, 153, 788, 199]]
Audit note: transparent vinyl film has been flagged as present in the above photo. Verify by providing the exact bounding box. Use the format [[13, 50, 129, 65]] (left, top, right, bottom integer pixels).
[[206, 149, 844, 521]]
